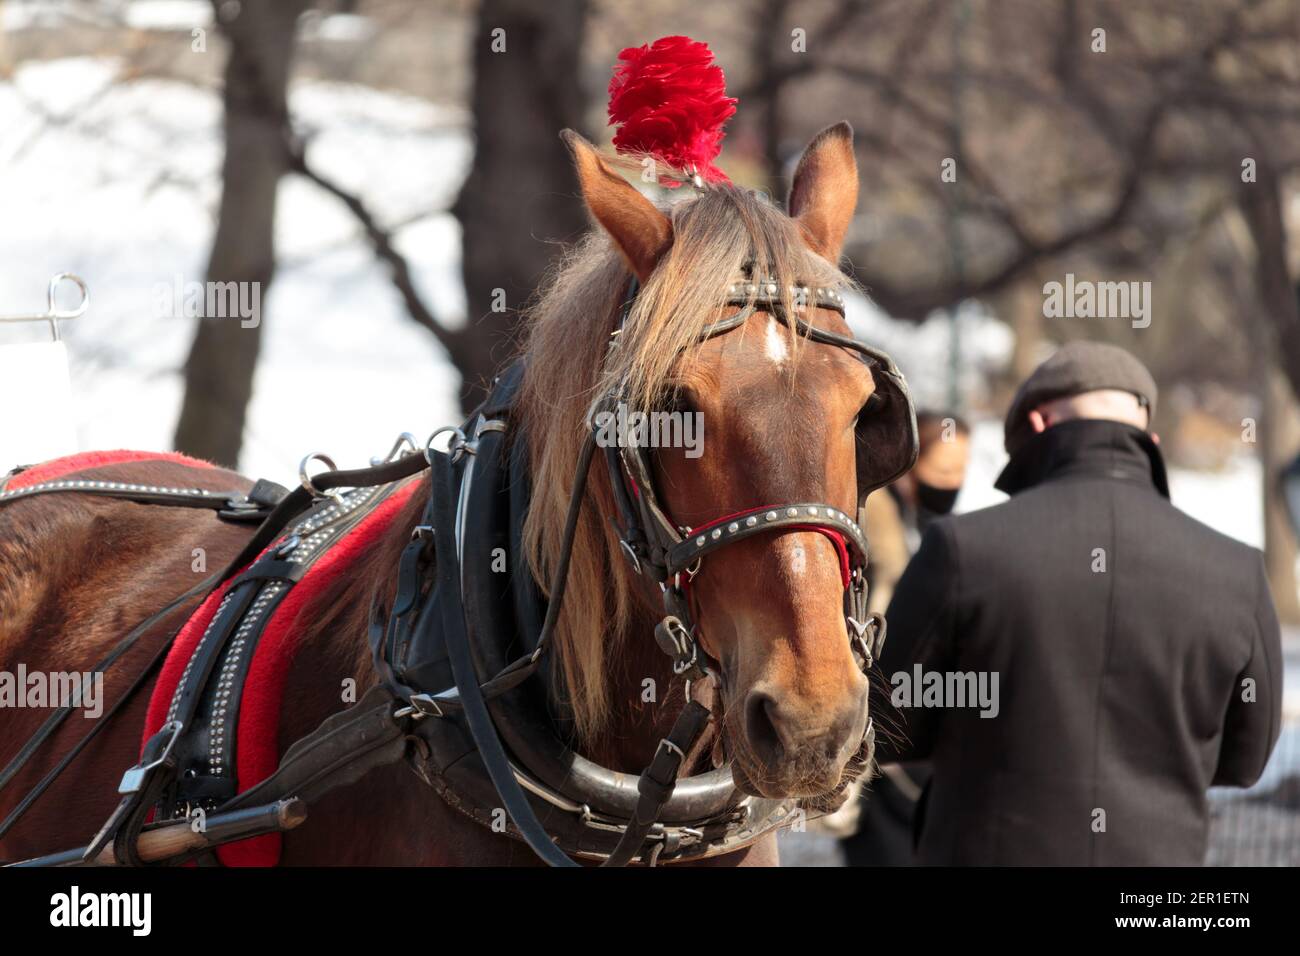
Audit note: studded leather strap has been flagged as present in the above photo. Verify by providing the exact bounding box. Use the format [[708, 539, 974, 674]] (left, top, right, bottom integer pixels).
[[665, 502, 869, 585]]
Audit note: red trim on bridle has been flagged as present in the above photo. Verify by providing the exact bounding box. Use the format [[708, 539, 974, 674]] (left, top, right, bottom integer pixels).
[[679, 506, 854, 589]]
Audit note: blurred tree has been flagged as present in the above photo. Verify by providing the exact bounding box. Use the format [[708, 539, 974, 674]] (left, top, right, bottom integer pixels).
[[450, 0, 590, 410], [1239, 165, 1300, 622], [277, 0, 589, 419], [738, 0, 1300, 618], [173, 0, 310, 467]]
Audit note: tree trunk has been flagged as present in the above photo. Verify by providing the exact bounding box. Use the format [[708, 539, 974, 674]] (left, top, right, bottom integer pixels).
[[173, 0, 308, 467], [750, 0, 792, 202], [1239, 170, 1300, 623], [1260, 368, 1300, 625], [450, 0, 589, 412], [1239, 169, 1300, 406]]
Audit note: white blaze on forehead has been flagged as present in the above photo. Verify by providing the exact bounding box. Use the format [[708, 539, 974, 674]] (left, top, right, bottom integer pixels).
[[764, 315, 788, 365]]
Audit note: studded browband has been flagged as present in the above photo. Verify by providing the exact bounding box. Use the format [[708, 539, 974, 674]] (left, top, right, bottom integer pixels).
[[724, 275, 847, 311]]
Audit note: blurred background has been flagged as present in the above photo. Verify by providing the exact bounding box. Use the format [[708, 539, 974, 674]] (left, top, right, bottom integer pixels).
[[1, 0, 1298, 863]]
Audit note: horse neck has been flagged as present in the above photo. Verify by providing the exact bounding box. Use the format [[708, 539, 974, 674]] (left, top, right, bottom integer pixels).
[[579, 591, 690, 772]]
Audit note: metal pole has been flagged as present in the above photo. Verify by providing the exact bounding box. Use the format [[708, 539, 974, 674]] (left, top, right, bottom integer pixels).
[[946, 0, 971, 412]]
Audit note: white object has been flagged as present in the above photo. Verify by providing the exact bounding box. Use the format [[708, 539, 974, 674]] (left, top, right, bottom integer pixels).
[[0, 273, 87, 472], [0, 339, 77, 470]]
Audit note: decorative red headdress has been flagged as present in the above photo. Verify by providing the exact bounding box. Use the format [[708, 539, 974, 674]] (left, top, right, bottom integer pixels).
[[607, 35, 737, 187]]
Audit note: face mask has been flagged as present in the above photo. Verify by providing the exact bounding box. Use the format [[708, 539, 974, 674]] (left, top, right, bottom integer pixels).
[[914, 480, 960, 516]]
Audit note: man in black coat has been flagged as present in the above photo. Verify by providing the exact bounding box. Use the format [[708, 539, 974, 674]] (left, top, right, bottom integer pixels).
[[875, 342, 1283, 865]]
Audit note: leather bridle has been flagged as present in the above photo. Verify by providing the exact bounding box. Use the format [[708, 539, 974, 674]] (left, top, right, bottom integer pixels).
[[596, 271, 919, 685]]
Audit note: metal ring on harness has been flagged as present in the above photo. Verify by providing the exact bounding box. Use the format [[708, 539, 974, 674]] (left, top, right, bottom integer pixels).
[[424, 426, 467, 465], [298, 453, 345, 504]]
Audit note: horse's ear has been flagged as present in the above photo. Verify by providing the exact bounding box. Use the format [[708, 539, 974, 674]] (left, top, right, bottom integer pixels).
[[788, 121, 858, 264], [562, 129, 672, 282]]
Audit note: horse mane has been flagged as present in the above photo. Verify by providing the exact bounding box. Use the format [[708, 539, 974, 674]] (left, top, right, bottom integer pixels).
[[517, 183, 850, 741]]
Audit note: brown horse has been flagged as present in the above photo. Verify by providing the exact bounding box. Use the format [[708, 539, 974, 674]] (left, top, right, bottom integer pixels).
[[0, 122, 882, 865]]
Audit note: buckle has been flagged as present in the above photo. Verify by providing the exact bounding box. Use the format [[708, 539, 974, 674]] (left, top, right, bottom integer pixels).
[[118, 720, 183, 794], [618, 539, 643, 575], [654, 616, 705, 678], [218, 493, 275, 523], [656, 737, 686, 762], [847, 611, 886, 671], [220, 495, 261, 514], [654, 615, 692, 660], [397, 693, 445, 719]]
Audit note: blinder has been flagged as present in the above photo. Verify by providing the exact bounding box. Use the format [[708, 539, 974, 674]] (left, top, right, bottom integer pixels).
[[853, 345, 919, 503]]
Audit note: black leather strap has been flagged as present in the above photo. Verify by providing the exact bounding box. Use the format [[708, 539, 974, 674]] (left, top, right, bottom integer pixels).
[[216, 452, 431, 585], [83, 721, 184, 864], [0, 475, 291, 525], [602, 699, 712, 867], [424, 453, 580, 867], [218, 685, 408, 813]]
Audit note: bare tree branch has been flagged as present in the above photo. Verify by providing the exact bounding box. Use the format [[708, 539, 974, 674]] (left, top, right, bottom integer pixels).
[[283, 138, 475, 371]]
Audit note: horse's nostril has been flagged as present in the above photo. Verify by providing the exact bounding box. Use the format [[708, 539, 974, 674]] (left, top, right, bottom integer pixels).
[[744, 690, 785, 762]]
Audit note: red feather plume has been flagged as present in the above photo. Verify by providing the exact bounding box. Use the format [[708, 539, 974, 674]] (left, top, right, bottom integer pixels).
[[607, 35, 737, 186]]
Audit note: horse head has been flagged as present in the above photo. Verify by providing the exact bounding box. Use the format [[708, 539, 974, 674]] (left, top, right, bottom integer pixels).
[[523, 122, 910, 802]]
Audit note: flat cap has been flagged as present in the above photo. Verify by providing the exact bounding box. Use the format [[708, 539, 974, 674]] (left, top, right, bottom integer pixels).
[[1004, 341, 1157, 455]]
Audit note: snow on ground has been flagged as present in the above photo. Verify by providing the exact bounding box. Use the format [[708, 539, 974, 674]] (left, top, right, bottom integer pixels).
[[0, 57, 467, 482]]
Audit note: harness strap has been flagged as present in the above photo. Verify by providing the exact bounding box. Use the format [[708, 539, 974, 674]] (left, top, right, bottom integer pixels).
[[65, 459, 431, 864], [668, 503, 868, 586], [371, 419, 594, 720], [424, 450, 581, 867], [83, 720, 183, 864], [602, 699, 712, 867], [216, 685, 409, 813], [216, 452, 432, 587], [0, 476, 289, 522], [158, 481, 410, 821]]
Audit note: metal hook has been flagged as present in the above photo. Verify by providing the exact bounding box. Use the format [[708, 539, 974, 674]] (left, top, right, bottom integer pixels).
[[0, 273, 89, 342], [370, 432, 419, 466]]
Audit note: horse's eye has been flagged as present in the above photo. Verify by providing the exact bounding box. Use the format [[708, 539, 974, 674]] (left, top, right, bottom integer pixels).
[[858, 392, 885, 419], [661, 390, 696, 416]]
